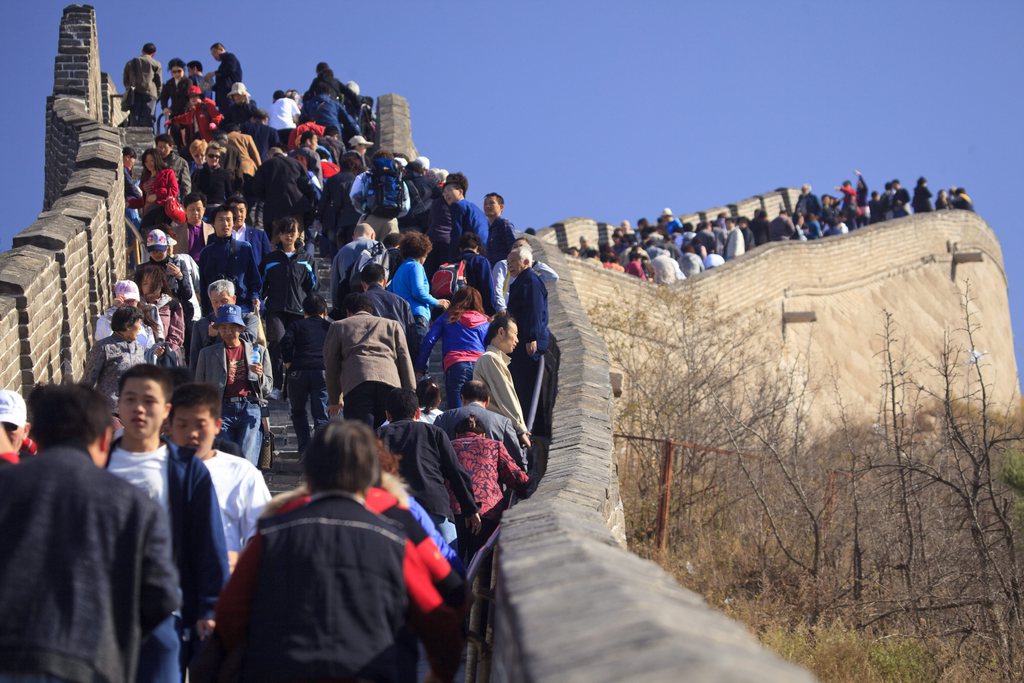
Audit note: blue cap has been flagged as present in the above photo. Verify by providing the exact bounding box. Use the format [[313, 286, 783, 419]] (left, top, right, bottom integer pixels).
[[215, 304, 245, 327]]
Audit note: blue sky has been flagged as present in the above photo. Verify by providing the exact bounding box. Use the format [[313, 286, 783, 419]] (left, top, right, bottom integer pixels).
[[2, 1, 1023, 375]]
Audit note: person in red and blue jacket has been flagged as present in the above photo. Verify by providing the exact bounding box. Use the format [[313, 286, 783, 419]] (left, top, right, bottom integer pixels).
[[416, 286, 490, 410], [215, 420, 463, 683]]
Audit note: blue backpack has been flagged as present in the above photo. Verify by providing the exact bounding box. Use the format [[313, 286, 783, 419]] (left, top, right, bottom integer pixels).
[[365, 158, 406, 219]]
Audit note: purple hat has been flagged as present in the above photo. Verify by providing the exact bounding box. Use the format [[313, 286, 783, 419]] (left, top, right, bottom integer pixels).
[[113, 280, 141, 302], [146, 229, 176, 251]]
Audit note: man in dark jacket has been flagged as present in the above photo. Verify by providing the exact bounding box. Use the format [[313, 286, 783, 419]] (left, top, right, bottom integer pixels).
[[794, 184, 822, 218], [457, 232, 497, 315], [378, 388, 481, 551], [159, 58, 192, 119], [749, 209, 771, 247], [398, 160, 436, 233], [251, 150, 316, 230], [360, 264, 413, 332], [281, 293, 332, 454], [0, 384, 179, 683], [111, 365, 229, 681], [506, 244, 551, 439], [198, 206, 263, 314], [240, 109, 278, 163], [210, 43, 242, 112], [484, 192, 518, 266], [319, 154, 363, 253]]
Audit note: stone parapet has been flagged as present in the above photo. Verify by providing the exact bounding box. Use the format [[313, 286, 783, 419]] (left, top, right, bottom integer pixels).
[[490, 237, 813, 682]]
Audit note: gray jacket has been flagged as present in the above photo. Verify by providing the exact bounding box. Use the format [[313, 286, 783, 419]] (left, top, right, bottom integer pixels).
[[189, 312, 259, 370], [81, 334, 146, 411], [123, 54, 162, 99], [194, 338, 273, 400], [433, 401, 527, 469]]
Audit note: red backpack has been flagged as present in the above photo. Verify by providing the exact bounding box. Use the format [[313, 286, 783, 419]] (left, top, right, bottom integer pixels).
[[430, 260, 466, 298]]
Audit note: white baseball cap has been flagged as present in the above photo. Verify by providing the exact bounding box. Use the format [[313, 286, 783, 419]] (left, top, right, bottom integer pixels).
[[0, 390, 27, 427]]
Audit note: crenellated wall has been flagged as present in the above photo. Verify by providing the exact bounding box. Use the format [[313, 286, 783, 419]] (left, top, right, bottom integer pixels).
[[1, 4, 125, 394]]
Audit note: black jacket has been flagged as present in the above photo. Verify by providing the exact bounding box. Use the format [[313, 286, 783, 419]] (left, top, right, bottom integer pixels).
[[364, 283, 413, 331], [213, 52, 242, 111], [193, 165, 232, 207], [160, 76, 191, 116], [260, 249, 315, 316], [318, 170, 360, 238], [0, 445, 179, 682], [243, 494, 409, 682], [377, 420, 478, 519], [280, 316, 331, 371], [251, 154, 316, 227], [240, 121, 278, 162]]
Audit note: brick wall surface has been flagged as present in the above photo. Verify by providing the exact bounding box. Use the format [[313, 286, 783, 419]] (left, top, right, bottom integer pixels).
[[0, 297, 23, 392], [376, 94, 418, 161], [0, 246, 64, 390]]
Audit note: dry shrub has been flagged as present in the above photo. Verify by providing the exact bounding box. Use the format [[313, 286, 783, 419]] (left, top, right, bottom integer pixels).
[[592, 284, 1024, 681]]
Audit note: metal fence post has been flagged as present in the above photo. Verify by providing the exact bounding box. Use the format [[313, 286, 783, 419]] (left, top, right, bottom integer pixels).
[[655, 440, 674, 554]]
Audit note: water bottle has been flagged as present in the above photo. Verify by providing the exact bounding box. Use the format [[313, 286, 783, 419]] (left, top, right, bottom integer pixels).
[[249, 345, 262, 366]]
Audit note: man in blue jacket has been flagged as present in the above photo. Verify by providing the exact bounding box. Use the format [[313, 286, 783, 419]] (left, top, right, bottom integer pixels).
[[443, 173, 489, 262], [0, 384, 179, 683], [111, 365, 230, 682], [484, 192, 518, 267], [210, 43, 242, 112], [506, 244, 551, 439], [229, 195, 273, 268], [198, 205, 263, 315]]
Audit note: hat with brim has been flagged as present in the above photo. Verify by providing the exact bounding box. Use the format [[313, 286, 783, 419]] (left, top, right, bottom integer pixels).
[[215, 304, 245, 327], [348, 135, 374, 148], [187, 85, 203, 97], [228, 82, 250, 98], [0, 390, 27, 428], [146, 229, 176, 251]]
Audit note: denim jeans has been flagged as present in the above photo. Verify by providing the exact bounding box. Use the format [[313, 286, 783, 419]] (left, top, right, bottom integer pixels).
[[444, 361, 476, 410], [408, 315, 429, 364], [220, 399, 263, 466], [429, 512, 459, 555], [288, 368, 329, 453]]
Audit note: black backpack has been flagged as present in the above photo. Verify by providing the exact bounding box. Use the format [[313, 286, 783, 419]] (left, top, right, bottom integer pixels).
[[365, 158, 406, 218]]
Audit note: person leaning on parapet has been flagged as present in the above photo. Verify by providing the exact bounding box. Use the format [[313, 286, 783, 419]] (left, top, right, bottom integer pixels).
[[768, 209, 797, 241], [123, 43, 162, 128], [209, 43, 242, 113], [891, 179, 911, 218], [504, 243, 552, 438], [492, 237, 559, 313], [0, 383, 179, 683], [950, 187, 975, 212]]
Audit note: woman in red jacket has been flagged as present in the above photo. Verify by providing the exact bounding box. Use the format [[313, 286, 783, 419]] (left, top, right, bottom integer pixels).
[[126, 148, 180, 231], [169, 85, 223, 146]]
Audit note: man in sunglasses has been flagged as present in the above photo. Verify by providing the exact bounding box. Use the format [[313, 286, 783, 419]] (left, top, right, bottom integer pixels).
[[0, 390, 35, 465]]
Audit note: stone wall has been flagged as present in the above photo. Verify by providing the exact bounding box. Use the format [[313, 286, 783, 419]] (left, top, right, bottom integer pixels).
[[490, 237, 814, 682], [375, 93, 418, 160], [553, 210, 1017, 420], [1, 4, 125, 395]]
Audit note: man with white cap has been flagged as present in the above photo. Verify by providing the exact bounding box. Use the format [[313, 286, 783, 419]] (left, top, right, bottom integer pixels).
[[348, 135, 373, 167], [0, 390, 35, 465]]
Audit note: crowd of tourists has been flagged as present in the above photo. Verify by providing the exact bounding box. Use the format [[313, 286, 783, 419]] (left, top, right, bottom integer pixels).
[[0, 42, 558, 683], [575, 172, 977, 285]]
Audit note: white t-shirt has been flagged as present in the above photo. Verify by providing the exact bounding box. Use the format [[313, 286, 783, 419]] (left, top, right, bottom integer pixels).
[[202, 451, 272, 552], [108, 445, 170, 509], [269, 97, 301, 130]]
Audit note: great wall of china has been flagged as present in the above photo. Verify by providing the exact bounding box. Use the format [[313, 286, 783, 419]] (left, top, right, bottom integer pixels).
[[10, 5, 1019, 681]]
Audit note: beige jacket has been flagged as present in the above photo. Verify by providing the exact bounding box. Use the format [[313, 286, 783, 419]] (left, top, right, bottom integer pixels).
[[227, 132, 262, 177], [473, 345, 527, 434], [324, 311, 415, 404]]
